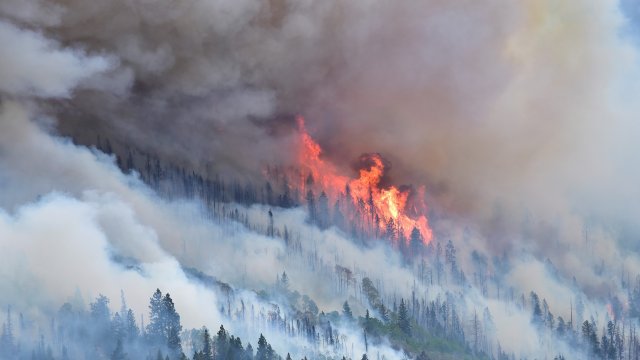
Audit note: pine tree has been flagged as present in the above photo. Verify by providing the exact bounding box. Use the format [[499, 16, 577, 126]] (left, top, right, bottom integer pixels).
[[380, 303, 389, 323], [361, 278, 381, 309], [215, 325, 228, 359], [318, 191, 329, 229], [112, 312, 124, 340], [398, 298, 411, 336], [90, 294, 111, 325], [409, 227, 424, 258], [280, 271, 289, 292], [125, 309, 139, 341], [256, 334, 269, 360], [530, 292, 543, 325], [306, 190, 317, 223], [146, 289, 182, 352], [266, 344, 275, 360], [342, 301, 353, 320], [111, 338, 127, 360], [557, 316, 566, 336], [445, 240, 457, 274], [202, 328, 212, 360], [167, 326, 182, 353], [163, 293, 182, 353], [267, 209, 275, 237], [147, 289, 164, 343], [582, 320, 600, 356]]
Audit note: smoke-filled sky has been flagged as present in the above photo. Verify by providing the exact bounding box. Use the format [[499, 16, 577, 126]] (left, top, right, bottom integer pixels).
[[2, 0, 640, 292], [2, 0, 638, 233]]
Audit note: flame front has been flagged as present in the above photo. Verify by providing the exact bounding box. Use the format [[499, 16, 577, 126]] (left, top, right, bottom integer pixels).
[[296, 116, 433, 244]]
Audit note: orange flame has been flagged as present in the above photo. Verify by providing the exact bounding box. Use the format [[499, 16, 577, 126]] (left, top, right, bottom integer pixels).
[[296, 116, 433, 244]]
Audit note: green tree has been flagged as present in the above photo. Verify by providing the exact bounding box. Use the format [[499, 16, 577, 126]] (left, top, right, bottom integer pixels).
[[256, 334, 269, 360], [215, 325, 229, 359], [245, 343, 254, 359], [409, 227, 424, 258], [556, 316, 566, 336], [163, 294, 182, 353], [581, 320, 600, 357], [202, 328, 212, 360], [445, 240, 457, 274], [361, 278, 381, 309], [110, 338, 127, 360], [90, 294, 111, 325], [146, 289, 182, 352], [124, 309, 139, 341], [147, 289, 164, 343], [280, 271, 289, 292], [398, 298, 411, 336], [342, 301, 353, 320], [530, 292, 543, 325]]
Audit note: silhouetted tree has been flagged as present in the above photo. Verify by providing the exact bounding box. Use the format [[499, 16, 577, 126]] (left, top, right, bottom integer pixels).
[[398, 298, 411, 336], [343, 301, 353, 320]]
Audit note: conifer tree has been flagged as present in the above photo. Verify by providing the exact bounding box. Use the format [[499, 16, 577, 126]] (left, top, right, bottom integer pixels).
[[163, 293, 182, 353], [342, 301, 353, 320], [280, 271, 289, 292], [530, 292, 543, 325], [318, 191, 329, 229], [256, 334, 269, 360], [398, 298, 411, 336], [202, 328, 212, 360], [215, 325, 228, 359], [410, 227, 424, 258], [110, 338, 127, 360], [147, 289, 164, 343], [125, 309, 139, 341], [306, 190, 317, 223]]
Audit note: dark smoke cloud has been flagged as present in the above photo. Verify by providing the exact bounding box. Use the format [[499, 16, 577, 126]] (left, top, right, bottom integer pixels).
[[1, 0, 516, 177], [3, 0, 640, 303]]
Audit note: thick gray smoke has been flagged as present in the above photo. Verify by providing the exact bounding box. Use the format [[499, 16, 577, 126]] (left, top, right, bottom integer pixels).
[[3, 0, 639, 247]]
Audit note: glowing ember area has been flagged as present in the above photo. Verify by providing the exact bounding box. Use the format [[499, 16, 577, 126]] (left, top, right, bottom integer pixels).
[[296, 116, 433, 244]]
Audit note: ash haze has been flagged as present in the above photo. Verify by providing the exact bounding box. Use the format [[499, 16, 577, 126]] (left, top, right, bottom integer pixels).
[[2, 1, 640, 360]]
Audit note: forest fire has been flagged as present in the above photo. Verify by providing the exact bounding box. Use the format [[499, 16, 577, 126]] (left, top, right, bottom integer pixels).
[[296, 116, 433, 244]]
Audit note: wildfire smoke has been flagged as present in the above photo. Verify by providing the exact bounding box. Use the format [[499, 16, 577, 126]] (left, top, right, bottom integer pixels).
[[295, 116, 432, 244]]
